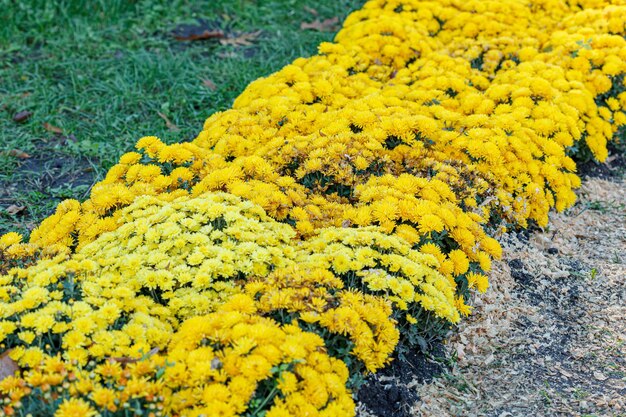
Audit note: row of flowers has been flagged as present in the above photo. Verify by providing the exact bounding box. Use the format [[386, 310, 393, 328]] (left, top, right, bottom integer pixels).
[[2, 0, 625, 416]]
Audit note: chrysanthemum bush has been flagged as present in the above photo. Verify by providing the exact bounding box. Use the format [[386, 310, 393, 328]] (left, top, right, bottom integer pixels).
[[2, 0, 625, 415]]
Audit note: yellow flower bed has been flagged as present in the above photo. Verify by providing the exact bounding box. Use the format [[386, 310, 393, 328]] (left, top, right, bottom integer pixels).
[[2, 0, 625, 416], [3, 297, 355, 417]]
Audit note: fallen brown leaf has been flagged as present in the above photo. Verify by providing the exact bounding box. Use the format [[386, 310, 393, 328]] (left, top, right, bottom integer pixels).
[[6, 205, 26, 215], [201, 78, 217, 91], [300, 17, 339, 32], [0, 350, 19, 381], [304, 6, 319, 16], [13, 110, 32, 123], [220, 30, 262, 47], [157, 112, 180, 132], [43, 122, 63, 134], [172, 19, 225, 41], [7, 149, 31, 159], [175, 29, 224, 41]]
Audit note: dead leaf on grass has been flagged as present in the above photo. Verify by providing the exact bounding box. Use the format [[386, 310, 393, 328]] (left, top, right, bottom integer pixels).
[[43, 122, 63, 134], [220, 30, 262, 47], [175, 29, 224, 41], [0, 350, 19, 381], [157, 112, 180, 132], [300, 17, 339, 32], [201, 78, 218, 91], [13, 110, 32, 123], [7, 149, 31, 159], [172, 19, 225, 41], [304, 6, 319, 16], [6, 205, 26, 215]]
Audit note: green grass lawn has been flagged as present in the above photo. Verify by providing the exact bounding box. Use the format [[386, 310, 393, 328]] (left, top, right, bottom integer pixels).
[[0, 0, 363, 236]]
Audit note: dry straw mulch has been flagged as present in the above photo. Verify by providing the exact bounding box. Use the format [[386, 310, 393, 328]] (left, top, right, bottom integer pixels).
[[413, 178, 626, 417]]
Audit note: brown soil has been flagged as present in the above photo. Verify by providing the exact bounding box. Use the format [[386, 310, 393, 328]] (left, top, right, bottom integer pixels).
[[356, 345, 446, 417]]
